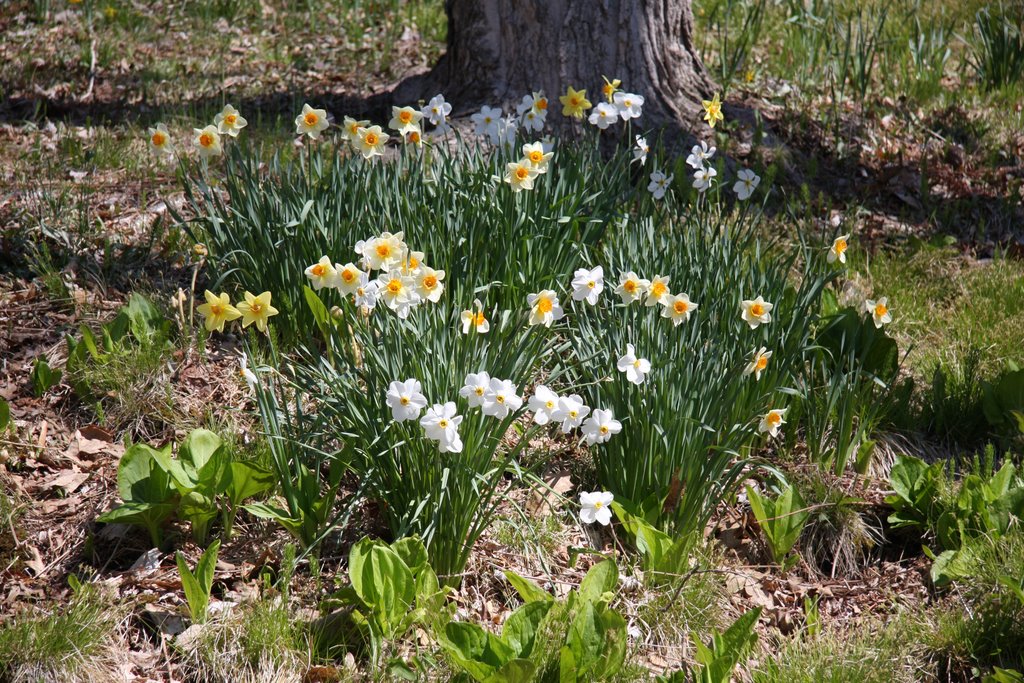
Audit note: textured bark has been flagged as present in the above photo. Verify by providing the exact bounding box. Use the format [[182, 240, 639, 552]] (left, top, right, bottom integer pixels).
[[394, 0, 716, 129]]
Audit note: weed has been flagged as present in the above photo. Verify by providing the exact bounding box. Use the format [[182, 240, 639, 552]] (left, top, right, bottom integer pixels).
[[968, 5, 1024, 91]]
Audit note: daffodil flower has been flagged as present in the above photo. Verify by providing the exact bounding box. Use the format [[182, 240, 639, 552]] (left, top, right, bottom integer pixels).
[[865, 297, 892, 328], [517, 93, 548, 132], [341, 116, 370, 142], [236, 291, 279, 333], [613, 92, 644, 121], [571, 265, 604, 305], [588, 102, 618, 130], [353, 274, 380, 310], [552, 395, 590, 433], [633, 136, 649, 165], [617, 343, 651, 385], [415, 266, 445, 303], [733, 169, 760, 200], [645, 275, 671, 307], [693, 166, 717, 193], [196, 290, 241, 333], [528, 385, 560, 425], [759, 408, 786, 438], [459, 372, 492, 408], [601, 76, 622, 103], [741, 296, 773, 329], [389, 105, 423, 136], [420, 402, 464, 453], [238, 353, 258, 388], [702, 92, 724, 128], [527, 290, 564, 327], [522, 142, 553, 174], [559, 86, 592, 118], [377, 271, 421, 319], [582, 409, 622, 445], [482, 378, 523, 419], [743, 347, 772, 381], [580, 491, 614, 525], [828, 234, 851, 264], [361, 231, 406, 271], [304, 256, 338, 291], [686, 141, 715, 170], [215, 104, 247, 137], [386, 379, 428, 422], [422, 94, 452, 127], [661, 293, 698, 325], [505, 160, 538, 192], [148, 124, 173, 158], [355, 125, 389, 159], [460, 300, 490, 334], [648, 171, 673, 200], [615, 271, 649, 304], [193, 125, 222, 159], [471, 106, 502, 139], [295, 103, 329, 139], [336, 262, 364, 295]]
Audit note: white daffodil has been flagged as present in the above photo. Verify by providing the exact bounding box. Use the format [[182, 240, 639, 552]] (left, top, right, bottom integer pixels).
[[362, 231, 406, 271], [579, 491, 614, 526], [353, 273, 381, 310], [386, 379, 428, 422], [493, 114, 518, 148], [422, 94, 452, 127], [571, 265, 604, 305], [733, 168, 760, 200], [741, 296, 773, 329], [238, 353, 258, 388], [505, 160, 538, 191], [615, 271, 650, 304], [389, 105, 423, 136], [686, 140, 716, 169], [552, 395, 590, 433], [865, 297, 892, 328], [581, 409, 622, 445], [214, 104, 247, 137], [193, 125, 222, 159], [613, 92, 644, 120], [633, 135, 649, 165], [661, 292, 698, 325], [828, 234, 851, 264], [377, 271, 422, 319], [414, 265, 445, 303], [648, 170, 673, 200], [744, 347, 772, 381], [522, 142, 553, 174], [528, 385, 560, 425], [482, 378, 523, 419], [527, 290, 564, 327], [295, 103, 329, 139], [693, 166, 717, 193], [355, 125, 389, 159], [420, 402, 463, 453], [645, 275, 671, 307], [304, 256, 338, 291], [616, 343, 651, 385], [459, 372, 491, 408], [588, 102, 618, 130], [147, 123, 174, 158], [341, 116, 370, 142], [335, 262, 364, 295], [471, 105, 502, 139], [759, 408, 786, 438], [460, 300, 490, 334]]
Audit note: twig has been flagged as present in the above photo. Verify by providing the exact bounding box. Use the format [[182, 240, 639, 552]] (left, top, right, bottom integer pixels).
[[82, 37, 97, 102]]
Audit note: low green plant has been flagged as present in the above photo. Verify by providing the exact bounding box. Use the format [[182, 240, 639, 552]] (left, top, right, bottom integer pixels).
[[924, 345, 987, 446], [689, 607, 761, 683], [981, 363, 1024, 446], [438, 559, 627, 682], [29, 357, 61, 397], [746, 485, 809, 569], [0, 397, 10, 432], [612, 502, 693, 583], [96, 440, 178, 547], [176, 540, 221, 624], [968, 5, 1024, 91]]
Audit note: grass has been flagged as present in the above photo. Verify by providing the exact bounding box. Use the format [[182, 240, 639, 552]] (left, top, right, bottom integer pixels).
[[0, 580, 123, 683]]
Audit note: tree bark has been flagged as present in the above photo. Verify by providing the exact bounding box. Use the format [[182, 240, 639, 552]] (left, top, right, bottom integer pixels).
[[394, 0, 717, 130]]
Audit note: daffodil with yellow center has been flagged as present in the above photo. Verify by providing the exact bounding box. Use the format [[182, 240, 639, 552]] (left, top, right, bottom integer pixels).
[[601, 76, 622, 103], [147, 123, 173, 158], [336, 262, 363, 295], [702, 92, 724, 128], [341, 116, 370, 142], [505, 160, 538, 192], [215, 104, 247, 137], [196, 290, 241, 333], [355, 125, 389, 159], [522, 142, 553, 174], [559, 86, 592, 118], [460, 299, 490, 334], [743, 346, 773, 381], [389, 105, 423, 136], [828, 234, 851, 264], [236, 291, 279, 333], [193, 125, 222, 159], [295, 103, 330, 139]]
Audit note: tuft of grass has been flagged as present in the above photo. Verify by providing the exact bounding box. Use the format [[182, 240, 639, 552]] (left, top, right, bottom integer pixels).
[[0, 580, 123, 683]]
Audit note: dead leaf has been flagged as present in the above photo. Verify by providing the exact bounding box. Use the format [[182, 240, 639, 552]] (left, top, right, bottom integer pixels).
[[40, 470, 89, 495], [527, 468, 574, 515]]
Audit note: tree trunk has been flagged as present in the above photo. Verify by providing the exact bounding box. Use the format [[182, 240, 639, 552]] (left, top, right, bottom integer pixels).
[[394, 0, 717, 130]]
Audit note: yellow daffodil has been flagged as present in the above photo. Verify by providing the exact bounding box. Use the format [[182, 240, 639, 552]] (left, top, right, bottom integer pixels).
[[505, 160, 538, 191], [828, 234, 851, 264], [601, 76, 622, 103], [147, 123, 173, 158], [389, 105, 423, 136], [236, 291, 279, 333], [193, 125, 222, 159], [215, 104, 247, 137], [559, 86, 592, 118], [295, 103, 329, 139], [355, 125, 389, 159], [196, 290, 241, 333], [743, 346, 772, 381], [702, 92, 724, 128], [341, 116, 370, 142]]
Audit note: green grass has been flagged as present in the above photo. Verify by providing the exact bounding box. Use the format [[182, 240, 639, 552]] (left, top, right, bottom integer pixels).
[[851, 243, 1024, 379], [0, 580, 122, 683]]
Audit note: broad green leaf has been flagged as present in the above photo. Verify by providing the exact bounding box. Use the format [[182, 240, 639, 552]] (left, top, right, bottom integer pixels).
[[226, 461, 275, 507], [558, 646, 577, 683], [567, 601, 603, 674], [440, 621, 514, 681], [0, 398, 9, 431], [176, 539, 220, 624], [485, 659, 536, 683], [117, 444, 176, 504], [349, 539, 415, 636], [578, 559, 618, 605], [501, 600, 551, 658], [391, 537, 429, 574], [30, 358, 62, 397], [504, 570, 553, 603]]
